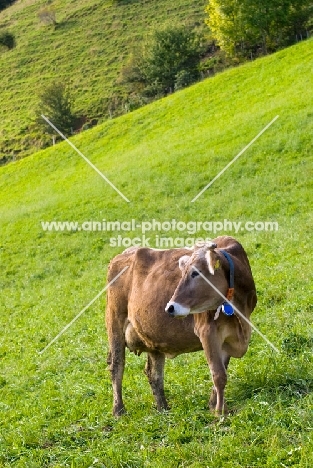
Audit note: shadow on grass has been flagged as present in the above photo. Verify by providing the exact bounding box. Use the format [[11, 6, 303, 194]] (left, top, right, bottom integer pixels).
[[236, 374, 313, 401], [230, 335, 313, 408]]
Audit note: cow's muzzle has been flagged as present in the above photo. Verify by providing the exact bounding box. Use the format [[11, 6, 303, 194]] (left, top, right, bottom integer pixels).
[[165, 301, 190, 317]]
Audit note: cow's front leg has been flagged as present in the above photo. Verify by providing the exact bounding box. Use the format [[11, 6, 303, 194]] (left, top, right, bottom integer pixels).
[[205, 344, 227, 414], [209, 351, 230, 412], [196, 318, 228, 414], [145, 351, 169, 412]]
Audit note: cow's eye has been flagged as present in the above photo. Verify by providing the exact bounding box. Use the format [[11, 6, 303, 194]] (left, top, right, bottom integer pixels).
[[191, 270, 199, 278]]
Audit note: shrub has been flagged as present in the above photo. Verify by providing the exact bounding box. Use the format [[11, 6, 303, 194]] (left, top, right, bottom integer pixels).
[[174, 69, 196, 91], [120, 24, 203, 98], [36, 81, 76, 138], [38, 7, 56, 26], [107, 90, 148, 119], [0, 31, 16, 49], [142, 25, 201, 93]]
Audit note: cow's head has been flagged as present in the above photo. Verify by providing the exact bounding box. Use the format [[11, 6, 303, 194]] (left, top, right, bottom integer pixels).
[[165, 242, 229, 317]]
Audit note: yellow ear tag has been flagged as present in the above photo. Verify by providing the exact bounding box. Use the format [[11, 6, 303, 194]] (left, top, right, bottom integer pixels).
[[214, 259, 220, 270]]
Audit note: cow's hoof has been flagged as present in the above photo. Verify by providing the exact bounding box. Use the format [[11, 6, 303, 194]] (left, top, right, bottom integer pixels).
[[212, 404, 228, 416], [113, 405, 126, 417], [208, 400, 228, 415], [157, 403, 170, 413]]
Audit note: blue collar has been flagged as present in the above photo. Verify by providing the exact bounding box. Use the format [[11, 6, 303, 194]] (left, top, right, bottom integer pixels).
[[220, 250, 235, 301]]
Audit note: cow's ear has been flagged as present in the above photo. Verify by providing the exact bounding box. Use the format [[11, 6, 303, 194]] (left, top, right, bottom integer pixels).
[[179, 255, 190, 271], [194, 241, 216, 251], [205, 250, 219, 275], [206, 242, 217, 251]]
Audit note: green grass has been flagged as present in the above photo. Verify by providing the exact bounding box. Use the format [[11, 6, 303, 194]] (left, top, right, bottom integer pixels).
[[1, 38, 313, 466], [0, 0, 207, 160]]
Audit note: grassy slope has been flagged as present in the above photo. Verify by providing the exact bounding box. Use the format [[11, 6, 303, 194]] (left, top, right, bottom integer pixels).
[[1, 38, 313, 466], [0, 0, 206, 159]]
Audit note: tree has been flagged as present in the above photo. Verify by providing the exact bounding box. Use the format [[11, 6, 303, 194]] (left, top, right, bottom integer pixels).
[[206, 0, 313, 57], [205, 0, 246, 56], [240, 0, 294, 53], [281, 0, 313, 41], [36, 81, 75, 141]]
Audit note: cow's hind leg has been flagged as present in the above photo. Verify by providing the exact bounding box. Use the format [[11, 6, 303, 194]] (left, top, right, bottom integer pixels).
[[106, 292, 127, 417], [106, 341, 125, 416], [145, 351, 169, 412]]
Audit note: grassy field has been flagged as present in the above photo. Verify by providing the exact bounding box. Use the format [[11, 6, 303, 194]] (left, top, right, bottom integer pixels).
[[0, 0, 207, 160], [1, 37, 313, 466]]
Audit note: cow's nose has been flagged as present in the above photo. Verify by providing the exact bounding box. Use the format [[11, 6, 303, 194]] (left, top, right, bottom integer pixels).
[[167, 304, 175, 315]]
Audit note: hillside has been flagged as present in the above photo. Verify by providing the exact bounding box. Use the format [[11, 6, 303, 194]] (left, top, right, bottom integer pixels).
[[0, 38, 313, 466], [0, 0, 207, 162]]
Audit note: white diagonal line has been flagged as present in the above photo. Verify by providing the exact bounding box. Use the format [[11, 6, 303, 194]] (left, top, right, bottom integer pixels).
[[193, 267, 279, 353], [38, 266, 129, 354], [191, 115, 279, 202], [41, 115, 130, 203]]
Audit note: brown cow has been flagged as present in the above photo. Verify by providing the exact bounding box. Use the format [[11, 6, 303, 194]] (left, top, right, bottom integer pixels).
[[106, 236, 257, 416]]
